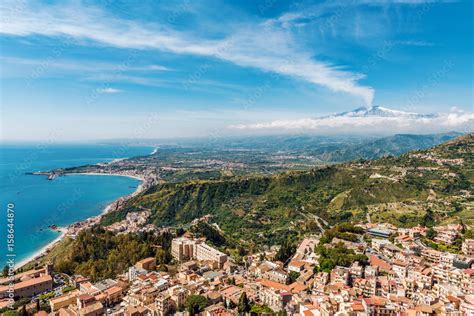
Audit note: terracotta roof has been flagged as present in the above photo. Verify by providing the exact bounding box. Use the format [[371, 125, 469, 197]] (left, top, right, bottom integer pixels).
[[415, 304, 433, 313], [105, 285, 122, 296], [137, 257, 156, 264], [369, 255, 392, 272], [50, 290, 79, 304], [289, 282, 307, 293], [258, 279, 290, 291], [0, 274, 52, 292], [352, 303, 364, 311], [364, 296, 388, 306], [289, 260, 306, 268]]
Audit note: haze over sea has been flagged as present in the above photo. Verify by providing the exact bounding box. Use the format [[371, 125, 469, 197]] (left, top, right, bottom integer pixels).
[[0, 144, 153, 268]]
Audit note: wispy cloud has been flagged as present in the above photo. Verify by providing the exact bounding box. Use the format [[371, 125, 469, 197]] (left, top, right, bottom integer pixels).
[[0, 0, 375, 105], [0, 56, 170, 73], [392, 40, 434, 46], [97, 87, 121, 94]]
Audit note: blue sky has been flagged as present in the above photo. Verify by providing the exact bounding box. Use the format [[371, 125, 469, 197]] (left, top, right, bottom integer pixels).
[[0, 0, 472, 140]]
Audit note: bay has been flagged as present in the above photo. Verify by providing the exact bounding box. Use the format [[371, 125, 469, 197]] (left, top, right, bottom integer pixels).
[[0, 143, 152, 268]]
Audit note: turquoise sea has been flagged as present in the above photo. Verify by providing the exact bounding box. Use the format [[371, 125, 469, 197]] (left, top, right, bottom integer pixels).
[[0, 144, 153, 268]]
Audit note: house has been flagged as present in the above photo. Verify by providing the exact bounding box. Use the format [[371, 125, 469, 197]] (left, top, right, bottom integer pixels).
[[135, 257, 157, 271]]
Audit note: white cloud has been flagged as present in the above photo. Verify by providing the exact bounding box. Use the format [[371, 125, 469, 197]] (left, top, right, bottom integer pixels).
[[392, 40, 434, 47], [146, 65, 171, 71], [96, 87, 121, 94], [230, 109, 474, 134], [0, 0, 374, 105], [0, 56, 170, 73]]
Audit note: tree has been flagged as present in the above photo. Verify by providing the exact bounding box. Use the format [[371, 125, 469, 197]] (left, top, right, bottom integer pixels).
[[275, 239, 295, 262], [426, 228, 436, 240], [36, 299, 41, 312], [185, 295, 208, 315], [2, 265, 9, 277], [423, 208, 435, 228], [238, 292, 251, 314], [288, 271, 300, 283]]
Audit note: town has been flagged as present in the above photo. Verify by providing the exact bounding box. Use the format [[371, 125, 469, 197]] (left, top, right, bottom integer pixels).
[[1, 219, 473, 316]]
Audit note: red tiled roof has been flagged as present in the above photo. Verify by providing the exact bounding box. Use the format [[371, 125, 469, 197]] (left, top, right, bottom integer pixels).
[[369, 255, 392, 272]]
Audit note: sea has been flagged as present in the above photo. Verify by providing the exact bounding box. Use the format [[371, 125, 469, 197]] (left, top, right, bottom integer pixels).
[[0, 143, 154, 268]]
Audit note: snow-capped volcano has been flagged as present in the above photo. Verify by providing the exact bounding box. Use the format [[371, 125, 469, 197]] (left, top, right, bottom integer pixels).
[[230, 105, 473, 134], [330, 106, 436, 119]]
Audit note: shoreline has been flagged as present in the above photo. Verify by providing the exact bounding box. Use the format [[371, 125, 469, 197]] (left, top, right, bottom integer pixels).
[[15, 228, 66, 270], [64, 172, 145, 182], [15, 172, 146, 270]]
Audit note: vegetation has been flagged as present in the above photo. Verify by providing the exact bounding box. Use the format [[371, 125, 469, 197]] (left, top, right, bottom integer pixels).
[[40, 133, 472, 280], [250, 304, 274, 314], [314, 242, 368, 272], [185, 295, 208, 315], [101, 134, 473, 249], [52, 227, 172, 281], [289, 271, 300, 283], [320, 223, 364, 244], [275, 238, 297, 262], [465, 229, 474, 239], [238, 292, 251, 314]]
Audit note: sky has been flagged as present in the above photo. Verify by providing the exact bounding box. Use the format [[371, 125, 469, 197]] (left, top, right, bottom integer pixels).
[[0, 0, 472, 141]]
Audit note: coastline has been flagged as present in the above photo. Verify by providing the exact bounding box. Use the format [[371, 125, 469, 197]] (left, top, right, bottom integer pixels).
[[15, 172, 147, 270], [15, 228, 66, 270], [65, 172, 145, 182]]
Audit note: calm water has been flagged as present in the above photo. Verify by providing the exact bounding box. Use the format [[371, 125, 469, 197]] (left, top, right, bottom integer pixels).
[[0, 143, 153, 267]]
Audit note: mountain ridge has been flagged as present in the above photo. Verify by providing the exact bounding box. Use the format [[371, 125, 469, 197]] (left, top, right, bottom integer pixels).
[[101, 133, 473, 246], [325, 105, 437, 119]]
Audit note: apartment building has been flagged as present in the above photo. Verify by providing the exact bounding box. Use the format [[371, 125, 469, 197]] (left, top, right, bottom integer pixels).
[[171, 237, 196, 261], [195, 243, 228, 268], [462, 239, 474, 255], [434, 224, 462, 245], [171, 237, 227, 268]]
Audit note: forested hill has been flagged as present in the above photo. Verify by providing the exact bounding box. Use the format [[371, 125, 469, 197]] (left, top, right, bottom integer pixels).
[[102, 133, 473, 247]]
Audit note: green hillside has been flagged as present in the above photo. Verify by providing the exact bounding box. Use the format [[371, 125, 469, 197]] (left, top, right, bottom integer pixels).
[[102, 133, 473, 246]]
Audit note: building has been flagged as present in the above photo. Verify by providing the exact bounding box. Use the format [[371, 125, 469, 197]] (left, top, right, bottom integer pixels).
[[171, 237, 196, 261], [330, 266, 350, 285], [171, 236, 228, 268], [462, 239, 474, 255], [135, 257, 157, 271], [50, 290, 80, 312], [288, 260, 306, 273], [421, 248, 442, 264], [263, 269, 290, 285], [0, 274, 53, 299], [149, 293, 172, 316], [434, 224, 462, 245], [367, 228, 392, 238], [195, 243, 227, 268]]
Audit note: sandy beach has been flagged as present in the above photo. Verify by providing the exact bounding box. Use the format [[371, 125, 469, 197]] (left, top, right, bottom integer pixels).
[[15, 172, 146, 270], [67, 172, 145, 181], [15, 227, 66, 270]]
